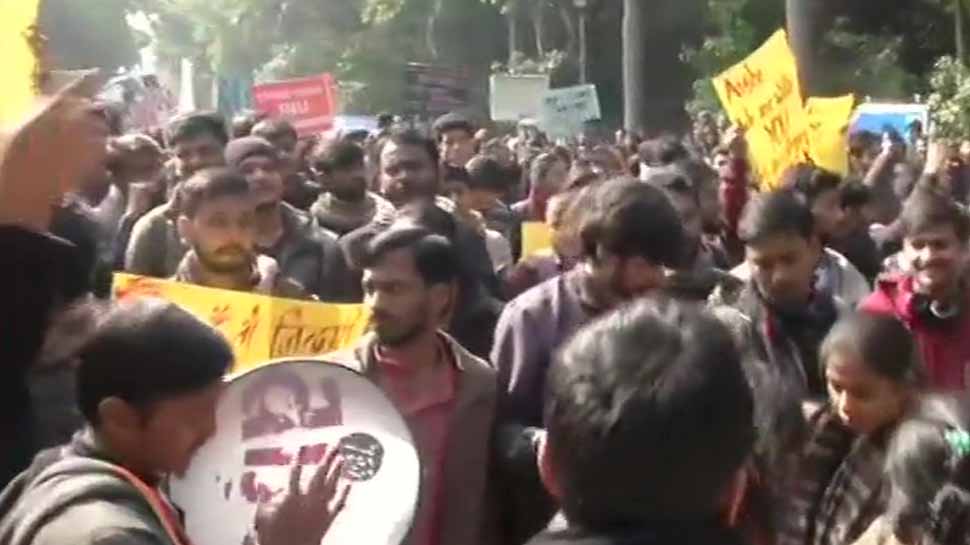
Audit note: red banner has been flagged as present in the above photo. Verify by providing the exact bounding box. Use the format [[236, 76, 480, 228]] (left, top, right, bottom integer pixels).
[[252, 74, 337, 137]]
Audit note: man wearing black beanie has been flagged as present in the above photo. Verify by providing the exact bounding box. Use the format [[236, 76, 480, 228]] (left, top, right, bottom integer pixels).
[[225, 136, 357, 302]]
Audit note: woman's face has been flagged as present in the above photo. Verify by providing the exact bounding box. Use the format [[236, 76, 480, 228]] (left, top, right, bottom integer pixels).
[[826, 349, 911, 435]]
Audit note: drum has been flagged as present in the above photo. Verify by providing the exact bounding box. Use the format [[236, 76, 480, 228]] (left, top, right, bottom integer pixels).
[[170, 359, 420, 545]]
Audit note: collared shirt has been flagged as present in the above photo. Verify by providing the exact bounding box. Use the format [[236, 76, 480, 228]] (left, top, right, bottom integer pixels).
[[374, 335, 458, 545]]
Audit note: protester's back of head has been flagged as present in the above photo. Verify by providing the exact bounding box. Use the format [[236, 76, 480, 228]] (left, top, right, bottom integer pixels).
[[76, 298, 233, 425], [544, 298, 754, 528], [885, 396, 970, 545], [579, 177, 685, 266], [638, 135, 689, 167]]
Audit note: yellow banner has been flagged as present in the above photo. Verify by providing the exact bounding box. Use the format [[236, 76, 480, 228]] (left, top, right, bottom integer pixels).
[[713, 29, 811, 190], [0, 0, 40, 124], [113, 274, 369, 373], [806, 94, 854, 176], [521, 222, 553, 259]]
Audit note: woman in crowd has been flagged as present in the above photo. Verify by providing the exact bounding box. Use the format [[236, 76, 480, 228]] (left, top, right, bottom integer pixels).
[[513, 152, 568, 222], [853, 396, 970, 545], [778, 311, 924, 545]]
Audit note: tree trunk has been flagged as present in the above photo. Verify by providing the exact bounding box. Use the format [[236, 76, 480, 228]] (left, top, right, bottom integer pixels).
[[957, 0, 967, 64], [559, 3, 577, 59], [786, 0, 826, 95], [623, 0, 648, 133], [533, 0, 546, 57]]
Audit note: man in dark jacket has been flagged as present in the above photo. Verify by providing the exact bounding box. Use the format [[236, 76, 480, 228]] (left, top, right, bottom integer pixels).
[[226, 136, 358, 301], [530, 298, 754, 545], [0, 299, 346, 545]]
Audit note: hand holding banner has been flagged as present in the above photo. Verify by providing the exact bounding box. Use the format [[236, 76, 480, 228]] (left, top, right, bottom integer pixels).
[[114, 273, 369, 373]]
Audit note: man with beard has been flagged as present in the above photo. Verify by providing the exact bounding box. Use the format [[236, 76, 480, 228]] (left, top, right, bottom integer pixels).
[[322, 226, 500, 545], [492, 177, 685, 427], [309, 139, 395, 236], [172, 168, 307, 298], [861, 185, 970, 390], [342, 128, 502, 299], [125, 112, 228, 277], [225, 137, 357, 302]]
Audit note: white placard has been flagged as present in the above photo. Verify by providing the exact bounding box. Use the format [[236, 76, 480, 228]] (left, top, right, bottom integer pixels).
[[539, 84, 601, 138], [489, 74, 550, 122], [170, 359, 420, 545]]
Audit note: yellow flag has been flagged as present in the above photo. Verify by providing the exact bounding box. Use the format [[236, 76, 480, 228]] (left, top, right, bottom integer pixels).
[[521, 222, 554, 260], [113, 273, 371, 373], [0, 0, 40, 124], [805, 95, 855, 176], [713, 30, 811, 190]]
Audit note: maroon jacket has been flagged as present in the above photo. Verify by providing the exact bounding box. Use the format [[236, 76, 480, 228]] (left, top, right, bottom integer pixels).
[[860, 274, 970, 390]]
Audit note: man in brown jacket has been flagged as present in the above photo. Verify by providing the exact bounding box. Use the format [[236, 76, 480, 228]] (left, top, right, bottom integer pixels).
[[323, 225, 500, 545]]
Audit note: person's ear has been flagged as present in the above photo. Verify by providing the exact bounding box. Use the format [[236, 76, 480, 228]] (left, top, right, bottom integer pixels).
[[98, 397, 142, 439], [177, 215, 193, 245], [429, 281, 458, 327], [537, 433, 563, 501]]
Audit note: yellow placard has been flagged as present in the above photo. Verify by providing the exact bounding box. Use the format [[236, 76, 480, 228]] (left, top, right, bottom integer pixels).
[[805, 94, 855, 176], [713, 29, 811, 189], [521, 222, 553, 259], [0, 0, 40, 124], [113, 273, 370, 373]]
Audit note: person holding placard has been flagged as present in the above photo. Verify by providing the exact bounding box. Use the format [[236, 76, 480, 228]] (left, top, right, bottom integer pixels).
[[0, 299, 348, 545]]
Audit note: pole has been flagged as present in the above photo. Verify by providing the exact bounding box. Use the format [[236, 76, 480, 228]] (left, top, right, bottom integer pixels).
[[622, 0, 647, 132], [579, 8, 588, 84], [957, 0, 967, 64]]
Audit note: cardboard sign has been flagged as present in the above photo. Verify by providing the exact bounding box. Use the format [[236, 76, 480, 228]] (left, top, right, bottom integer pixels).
[[0, 0, 40, 124], [713, 30, 811, 189], [806, 95, 854, 176], [253, 74, 338, 137], [404, 63, 470, 118], [490, 74, 549, 121], [113, 273, 369, 373], [539, 84, 601, 138], [170, 360, 420, 545], [521, 222, 554, 259]]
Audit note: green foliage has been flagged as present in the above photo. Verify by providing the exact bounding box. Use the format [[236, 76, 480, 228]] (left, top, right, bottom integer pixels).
[[38, 0, 141, 73], [927, 56, 970, 139]]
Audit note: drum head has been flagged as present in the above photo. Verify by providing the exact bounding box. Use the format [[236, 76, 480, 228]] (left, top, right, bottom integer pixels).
[[170, 359, 420, 545]]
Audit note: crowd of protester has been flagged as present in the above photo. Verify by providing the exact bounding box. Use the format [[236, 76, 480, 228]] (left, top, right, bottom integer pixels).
[[5, 79, 970, 545]]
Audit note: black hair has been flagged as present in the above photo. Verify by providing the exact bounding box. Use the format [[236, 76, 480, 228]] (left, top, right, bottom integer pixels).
[[231, 110, 268, 139], [530, 153, 564, 189], [885, 396, 970, 545], [178, 167, 252, 218], [432, 112, 475, 141], [781, 164, 842, 207], [546, 298, 754, 527], [849, 131, 880, 156], [77, 298, 232, 425], [379, 128, 441, 171], [363, 226, 460, 287], [899, 185, 970, 242], [377, 112, 394, 129], [167, 111, 229, 147], [394, 201, 459, 242], [644, 168, 699, 206], [840, 180, 872, 210], [820, 311, 924, 386], [466, 155, 511, 193], [312, 139, 365, 173], [738, 190, 816, 245], [252, 118, 298, 143], [579, 177, 685, 266], [638, 135, 690, 167]]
